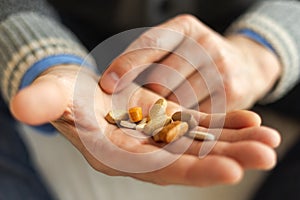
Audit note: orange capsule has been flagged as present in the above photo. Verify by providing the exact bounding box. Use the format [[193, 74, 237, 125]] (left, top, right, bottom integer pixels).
[[128, 107, 143, 123], [152, 121, 188, 143]]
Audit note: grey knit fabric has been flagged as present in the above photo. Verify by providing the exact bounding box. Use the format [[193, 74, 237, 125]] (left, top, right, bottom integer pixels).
[[0, 12, 92, 102], [227, 0, 300, 103], [0, 0, 57, 20]]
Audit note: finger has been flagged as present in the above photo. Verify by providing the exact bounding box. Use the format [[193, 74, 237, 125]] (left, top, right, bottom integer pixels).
[[198, 126, 281, 147], [167, 70, 210, 108], [99, 29, 182, 94], [100, 15, 212, 93], [211, 141, 277, 170], [76, 121, 243, 187], [216, 110, 262, 128], [120, 84, 262, 129], [131, 155, 243, 186], [160, 125, 280, 155], [111, 82, 182, 116], [145, 37, 210, 97], [143, 56, 192, 98], [185, 109, 262, 129], [206, 126, 281, 148], [197, 83, 254, 113], [108, 82, 262, 129], [102, 128, 243, 186], [10, 75, 69, 125], [162, 138, 277, 170], [109, 82, 169, 115]]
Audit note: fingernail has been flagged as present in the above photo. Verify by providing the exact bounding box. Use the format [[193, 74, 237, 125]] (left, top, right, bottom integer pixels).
[[109, 71, 120, 82]]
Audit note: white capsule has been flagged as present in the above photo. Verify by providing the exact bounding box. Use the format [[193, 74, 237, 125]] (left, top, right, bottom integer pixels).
[[188, 130, 215, 141], [120, 120, 136, 129], [135, 118, 148, 132], [149, 98, 167, 119], [143, 116, 172, 135]]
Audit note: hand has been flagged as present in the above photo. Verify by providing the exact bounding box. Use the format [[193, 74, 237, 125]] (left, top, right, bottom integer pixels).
[[10, 65, 280, 186], [100, 14, 281, 112]]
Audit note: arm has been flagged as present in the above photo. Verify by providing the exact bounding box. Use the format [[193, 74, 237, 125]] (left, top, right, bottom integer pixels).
[[0, 0, 94, 104], [227, 0, 300, 104], [228, 0, 300, 117], [100, 1, 300, 112], [0, 0, 281, 186], [10, 63, 281, 186]]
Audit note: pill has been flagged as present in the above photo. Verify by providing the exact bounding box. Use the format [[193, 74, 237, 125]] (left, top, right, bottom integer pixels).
[[143, 116, 172, 135], [149, 98, 167, 119], [135, 118, 148, 132], [120, 120, 137, 129], [188, 130, 215, 141], [153, 121, 189, 143], [155, 98, 167, 108], [172, 111, 198, 129], [105, 110, 128, 124], [152, 127, 164, 142], [128, 107, 143, 123]]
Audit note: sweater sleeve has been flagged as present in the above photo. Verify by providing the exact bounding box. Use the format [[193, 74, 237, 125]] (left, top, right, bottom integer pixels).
[[0, 0, 95, 104], [226, 0, 300, 104]]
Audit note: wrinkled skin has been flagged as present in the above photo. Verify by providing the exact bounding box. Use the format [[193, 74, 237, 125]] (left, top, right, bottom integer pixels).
[[100, 14, 281, 112], [10, 65, 280, 187]]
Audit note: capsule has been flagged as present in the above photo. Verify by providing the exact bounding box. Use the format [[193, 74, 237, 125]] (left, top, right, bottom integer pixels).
[[128, 107, 143, 123]]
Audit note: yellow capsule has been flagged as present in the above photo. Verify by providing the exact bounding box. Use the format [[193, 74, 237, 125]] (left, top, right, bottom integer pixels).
[[128, 107, 143, 123]]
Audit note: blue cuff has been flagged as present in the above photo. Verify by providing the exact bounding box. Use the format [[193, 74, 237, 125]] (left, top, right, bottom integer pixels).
[[20, 54, 93, 134], [237, 29, 276, 54], [20, 54, 93, 89]]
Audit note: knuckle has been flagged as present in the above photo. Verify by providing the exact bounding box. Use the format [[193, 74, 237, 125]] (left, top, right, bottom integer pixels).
[[223, 79, 242, 102], [173, 14, 199, 34], [138, 32, 160, 49], [216, 48, 230, 65], [175, 14, 198, 24], [214, 49, 232, 75], [199, 32, 218, 50]]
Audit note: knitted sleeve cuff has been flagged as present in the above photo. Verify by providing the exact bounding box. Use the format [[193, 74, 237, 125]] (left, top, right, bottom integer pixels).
[[236, 29, 276, 54], [226, 1, 300, 104], [20, 54, 94, 89], [0, 12, 96, 103], [20, 54, 93, 134]]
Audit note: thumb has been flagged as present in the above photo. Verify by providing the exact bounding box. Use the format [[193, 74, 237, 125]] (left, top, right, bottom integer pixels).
[[99, 54, 149, 94], [10, 76, 69, 125]]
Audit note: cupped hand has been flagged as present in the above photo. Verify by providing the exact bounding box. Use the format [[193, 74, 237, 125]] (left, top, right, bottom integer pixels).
[[100, 14, 281, 112], [10, 65, 280, 187]]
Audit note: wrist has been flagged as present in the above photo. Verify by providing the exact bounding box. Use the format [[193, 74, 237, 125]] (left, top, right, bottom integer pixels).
[[226, 34, 282, 100], [20, 54, 95, 90]]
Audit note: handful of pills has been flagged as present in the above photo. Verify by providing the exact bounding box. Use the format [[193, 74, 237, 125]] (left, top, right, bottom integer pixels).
[[105, 98, 215, 143]]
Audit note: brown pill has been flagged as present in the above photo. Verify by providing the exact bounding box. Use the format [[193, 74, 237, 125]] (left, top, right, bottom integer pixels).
[[153, 121, 189, 143], [172, 111, 198, 129]]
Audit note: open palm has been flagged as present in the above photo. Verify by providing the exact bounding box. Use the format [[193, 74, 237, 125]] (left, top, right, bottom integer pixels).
[[10, 65, 280, 187]]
